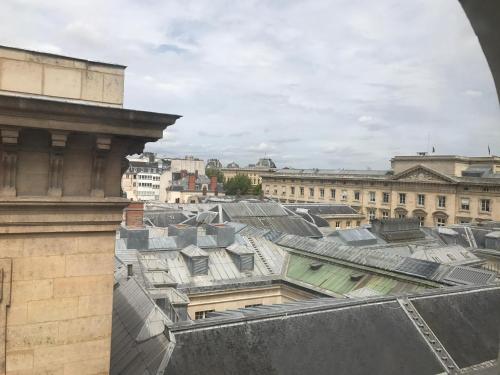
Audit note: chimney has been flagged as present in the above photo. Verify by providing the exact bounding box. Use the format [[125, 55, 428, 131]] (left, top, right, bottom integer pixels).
[[125, 202, 144, 228], [210, 176, 218, 192], [195, 170, 199, 178], [127, 264, 133, 277], [188, 174, 196, 191]]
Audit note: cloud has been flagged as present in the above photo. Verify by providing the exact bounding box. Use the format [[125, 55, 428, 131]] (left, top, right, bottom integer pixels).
[[0, 0, 498, 169]]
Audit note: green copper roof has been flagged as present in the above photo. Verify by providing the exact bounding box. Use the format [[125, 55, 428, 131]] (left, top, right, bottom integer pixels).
[[286, 254, 430, 296]]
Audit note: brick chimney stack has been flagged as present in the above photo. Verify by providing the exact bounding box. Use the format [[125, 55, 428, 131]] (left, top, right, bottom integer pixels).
[[125, 202, 144, 228], [210, 176, 218, 192], [188, 174, 196, 191]]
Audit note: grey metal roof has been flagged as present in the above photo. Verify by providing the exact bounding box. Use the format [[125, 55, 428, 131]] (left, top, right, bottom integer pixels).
[[164, 286, 500, 375], [284, 203, 360, 216], [234, 216, 323, 238], [221, 202, 289, 218], [181, 245, 208, 258], [111, 277, 173, 375], [336, 228, 378, 246]]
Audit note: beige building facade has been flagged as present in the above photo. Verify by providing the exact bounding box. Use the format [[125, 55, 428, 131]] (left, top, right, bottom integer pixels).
[[263, 155, 500, 227], [221, 158, 277, 186], [0, 46, 179, 375]]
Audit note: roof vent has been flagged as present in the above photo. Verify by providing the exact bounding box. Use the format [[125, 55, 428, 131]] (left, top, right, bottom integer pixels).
[[310, 262, 323, 270], [169, 224, 197, 248], [181, 245, 209, 276], [350, 273, 364, 282], [227, 244, 255, 271], [205, 224, 235, 247]]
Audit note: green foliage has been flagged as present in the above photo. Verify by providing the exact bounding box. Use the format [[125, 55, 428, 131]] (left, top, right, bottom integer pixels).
[[205, 167, 224, 183], [224, 175, 252, 195], [253, 183, 263, 196]]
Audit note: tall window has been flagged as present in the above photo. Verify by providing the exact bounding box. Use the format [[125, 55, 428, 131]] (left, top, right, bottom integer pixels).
[[320, 188, 325, 198], [368, 208, 376, 220], [417, 194, 425, 206], [194, 310, 215, 320], [341, 190, 348, 200], [291, 186, 295, 195], [382, 211, 389, 219], [331, 189, 336, 199], [437, 217, 446, 227], [309, 188, 314, 197], [335, 221, 341, 229], [417, 216, 425, 227], [300, 187, 304, 196], [437, 196, 446, 209], [383, 192, 390, 203], [354, 191, 360, 201], [481, 199, 491, 212], [399, 193, 406, 204], [346, 221, 351, 228], [369, 191, 376, 203], [460, 198, 470, 210]]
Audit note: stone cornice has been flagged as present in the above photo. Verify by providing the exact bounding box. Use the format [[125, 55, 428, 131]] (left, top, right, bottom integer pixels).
[[0, 95, 181, 140], [0, 197, 128, 234]]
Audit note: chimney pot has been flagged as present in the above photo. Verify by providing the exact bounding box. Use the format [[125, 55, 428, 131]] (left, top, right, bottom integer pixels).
[[210, 176, 218, 192], [125, 202, 144, 228], [188, 174, 196, 191]]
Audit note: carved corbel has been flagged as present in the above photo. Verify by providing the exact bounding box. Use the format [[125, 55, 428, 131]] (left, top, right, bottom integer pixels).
[[91, 135, 112, 197], [48, 132, 68, 197], [0, 129, 19, 197]]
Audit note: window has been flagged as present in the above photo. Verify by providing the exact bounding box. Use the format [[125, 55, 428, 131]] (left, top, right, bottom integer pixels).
[[273, 189, 278, 195], [417, 216, 425, 227], [354, 191, 360, 201], [331, 189, 336, 199], [460, 198, 470, 210], [398, 213, 406, 219], [417, 194, 425, 206], [346, 221, 351, 228], [356, 221, 361, 227], [309, 188, 314, 197], [335, 221, 341, 229], [399, 193, 406, 204], [366, 191, 374, 203], [291, 186, 295, 195], [368, 208, 376, 221], [341, 190, 348, 200], [245, 303, 262, 308], [194, 310, 215, 320], [383, 192, 390, 203], [382, 211, 389, 219], [481, 199, 491, 212], [437, 196, 446, 209], [437, 217, 446, 227], [300, 187, 304, 196], [320, 188, 325, 198]]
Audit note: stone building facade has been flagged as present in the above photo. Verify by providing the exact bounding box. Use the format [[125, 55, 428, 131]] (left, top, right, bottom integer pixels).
[[0, 46, 179, 374], [221, 158, 277, 186], [262, 155, 500, 227]]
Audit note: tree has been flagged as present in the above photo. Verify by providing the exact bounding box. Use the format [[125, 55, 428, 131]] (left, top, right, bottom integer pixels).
[[224, 175, 252, 195], [253, 183, 263, 196], [205, 167, 224, 183]]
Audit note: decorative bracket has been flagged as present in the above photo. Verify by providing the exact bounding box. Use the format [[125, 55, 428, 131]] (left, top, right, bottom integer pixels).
[[48, 132, 68, 197], [91, 135, 112, 197], [0, 129, 19, 197]]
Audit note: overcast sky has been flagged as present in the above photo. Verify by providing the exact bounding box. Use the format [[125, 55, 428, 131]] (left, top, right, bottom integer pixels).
[[1, 0, 499, 169]]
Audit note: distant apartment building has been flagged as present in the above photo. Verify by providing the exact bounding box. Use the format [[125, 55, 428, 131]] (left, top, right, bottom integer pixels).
[[221, 158, 277, 186], [162, 174, 224, 203], [123, 155, 204, 201], [122, 153, 166, 201], [262, 154, 500, 227]]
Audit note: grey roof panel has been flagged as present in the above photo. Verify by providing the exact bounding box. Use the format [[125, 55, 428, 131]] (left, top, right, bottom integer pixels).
[[395, 258, 441, 279]]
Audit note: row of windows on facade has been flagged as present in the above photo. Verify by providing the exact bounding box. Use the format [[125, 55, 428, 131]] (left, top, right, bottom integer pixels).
[[194, 304, 263, 320], [133, 182, 160, 188], [364, 209, 448, 227], [128, 167, 161, 174], [272, 179, 494, 193], [125, 173, 160, 181], [265, 187, 491, 212]]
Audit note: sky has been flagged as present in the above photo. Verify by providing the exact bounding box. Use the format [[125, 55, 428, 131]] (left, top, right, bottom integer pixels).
[[1, 0, 499, 169]]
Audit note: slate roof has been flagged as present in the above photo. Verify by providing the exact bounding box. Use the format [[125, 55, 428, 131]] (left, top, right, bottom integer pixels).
[[111, 276, 173, 375], [284, 203, 361, 216], [165, 285, 500, 375]]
